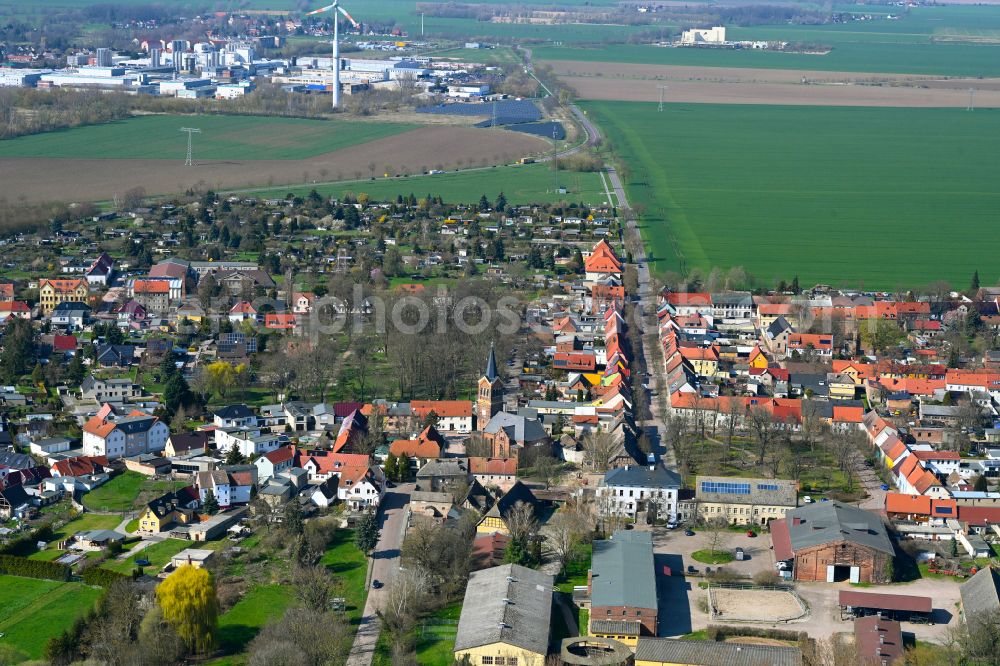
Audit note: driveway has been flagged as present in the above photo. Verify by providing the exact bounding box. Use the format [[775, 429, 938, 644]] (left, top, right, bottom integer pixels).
[[345, 483, 412, 666]]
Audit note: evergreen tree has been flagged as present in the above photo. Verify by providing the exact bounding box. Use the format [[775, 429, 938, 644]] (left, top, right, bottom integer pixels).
[[974, 474, 989, 492], [385, 453, 398, 482], [971, 270, 981, 293], [495, 191, 507, 211], [478, 194, 490, 211], [791, 275, 800, 294], [164, 373, 194, 415], [283, 501, 304, 535], [203, 490, 220, 515], [65, 353, 85, 385], [225, 446, 245, 465], [0, 318, 36, 383], [355, 510, 380, 555]]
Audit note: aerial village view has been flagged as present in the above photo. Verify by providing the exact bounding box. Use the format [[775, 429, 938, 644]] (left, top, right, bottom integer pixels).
[[1, 0, 1000, 665]]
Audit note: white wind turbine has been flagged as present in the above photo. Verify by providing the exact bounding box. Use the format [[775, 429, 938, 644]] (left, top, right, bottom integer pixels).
[[307, 0, 360, 110]]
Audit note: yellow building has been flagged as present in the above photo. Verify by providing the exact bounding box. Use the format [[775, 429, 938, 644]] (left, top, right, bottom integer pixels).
[[693, 476, 798, 527], [453, 564, 552, 666], [138, 490, 196, 533], [589, 619, 640, 647], [476, 481, 539, 535], [38, 278, 88, 314], [827, 373, 857, 400], [635, 638, 801, 666]]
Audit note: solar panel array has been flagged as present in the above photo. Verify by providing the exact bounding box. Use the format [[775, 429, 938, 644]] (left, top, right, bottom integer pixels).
[[417, 99, 542, 125], [701, 481, 751, 495]]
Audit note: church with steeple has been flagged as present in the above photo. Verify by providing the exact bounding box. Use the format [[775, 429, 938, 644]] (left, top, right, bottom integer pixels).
[[475, 344, 504, 428]]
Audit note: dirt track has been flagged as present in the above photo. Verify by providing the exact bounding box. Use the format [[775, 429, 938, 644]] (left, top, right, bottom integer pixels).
[[0, 125, 548, 204], [547, 59, 1000, 106]]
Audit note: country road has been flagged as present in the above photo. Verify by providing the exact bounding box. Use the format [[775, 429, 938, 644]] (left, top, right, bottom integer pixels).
[[345, 484, 412, 666]]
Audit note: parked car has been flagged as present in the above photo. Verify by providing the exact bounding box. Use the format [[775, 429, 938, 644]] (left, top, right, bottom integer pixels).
[[802, 495, 814, 504], [684, 529, 695, 536], [687, 565, 699, 574], [880, 484, 890, 491], [371, 579, 383, 589], [745, 530, 756, 537], [735, 547, 745, 561]]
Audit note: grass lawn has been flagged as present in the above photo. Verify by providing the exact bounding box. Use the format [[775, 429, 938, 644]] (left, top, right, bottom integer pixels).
[[47, 512, 122, 545], [217, 584, 296, 654], [101, 537, 202, 575], [0, 574, 103, 660], [414, 602, 461, 666], [319, 529, 369, 624], [692, 549, 735, 565], [0, 114, 416, 161], [555, 543, 592, 593], [578, 608, 589, 636], [586, 100, 1000, 288], [81, 472, 145, 512], [241, 162, 608, 207]]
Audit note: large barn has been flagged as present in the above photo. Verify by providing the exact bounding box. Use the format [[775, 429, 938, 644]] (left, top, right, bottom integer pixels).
[[771, 501, 894, 584]]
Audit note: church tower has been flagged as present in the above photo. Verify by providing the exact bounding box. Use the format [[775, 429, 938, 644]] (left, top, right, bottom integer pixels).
[[476, 344, 504, 429]]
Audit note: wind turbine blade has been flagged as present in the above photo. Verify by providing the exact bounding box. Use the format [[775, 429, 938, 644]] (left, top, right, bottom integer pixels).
[[338, 6, 360, 26], [306, 3, 337, 15]]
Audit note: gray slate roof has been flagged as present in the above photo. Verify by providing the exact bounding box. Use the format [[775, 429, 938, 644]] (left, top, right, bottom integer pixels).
[[787, 501, 893, 555], [635, 638, 801, 666], [483, 411, 547, 443], [960, 566, 1000, 624], [695, 475, 798, 508], [604, 464, 680, 490], [453, 563, 552, 655], [590, 530, 657, 611]]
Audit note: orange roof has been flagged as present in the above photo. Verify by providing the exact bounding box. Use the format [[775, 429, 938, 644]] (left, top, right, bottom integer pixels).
[[410, 400, 472, 419], [832, 360, 876, 380], [306, 451, 370, 475], [832, 405, 864, 423], [758, 303, 793, 316], [82, 415, 117, 438], [389, 436, 441, 459], [910, 470, 941, 494], [787, 333, 833, 351], [469, 457, 517, 475], [40, 278, 86, 293], [0, 301, 29, 313], [133, 280, 170, 294], [885, 493, 931, 515], [665, 292, 711, 307], [264, 313, 296, 329], [0, 283, 13, 299], [584, 239, 622, 275], [679, 346, 718, 362]]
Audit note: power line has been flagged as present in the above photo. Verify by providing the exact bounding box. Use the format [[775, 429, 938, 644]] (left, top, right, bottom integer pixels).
[[180, 127, 201, 167], [658, 84, 668, 112], [968, 87, 975, 112]]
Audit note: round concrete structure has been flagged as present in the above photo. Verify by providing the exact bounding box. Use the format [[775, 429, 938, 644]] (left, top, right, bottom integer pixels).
[[560, 637, 634, 666]]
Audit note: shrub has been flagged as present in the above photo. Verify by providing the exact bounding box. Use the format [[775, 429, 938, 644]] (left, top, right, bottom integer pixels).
[[0, 524, 55, 556], [0, 554, 71, 581], [81, 566, 129, 588]]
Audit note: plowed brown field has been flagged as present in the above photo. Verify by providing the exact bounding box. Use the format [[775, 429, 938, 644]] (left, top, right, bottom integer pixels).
[[0, 125, 547, 203], [548, 60, 1000, 106]]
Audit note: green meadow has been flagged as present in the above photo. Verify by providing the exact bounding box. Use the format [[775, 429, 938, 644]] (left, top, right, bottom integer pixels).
[[243, 163, 609, 206], [0, 115, 415, 161], [585, 100, 1000, 289], [0, 575, 102, 660]]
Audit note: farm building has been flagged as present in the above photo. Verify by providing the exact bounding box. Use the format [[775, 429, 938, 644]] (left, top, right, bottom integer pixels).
[[453, 564, 552, 666], [853, 616, 904, 665], [634, 638, 801, 666], [838, 590, 932, 623], [960, 566, 1000, 629], [588, 530, 658, 645], [771, 501, 894, 584]]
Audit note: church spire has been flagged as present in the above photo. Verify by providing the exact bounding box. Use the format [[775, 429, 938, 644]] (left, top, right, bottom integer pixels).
[[484, 342, 499, 382]]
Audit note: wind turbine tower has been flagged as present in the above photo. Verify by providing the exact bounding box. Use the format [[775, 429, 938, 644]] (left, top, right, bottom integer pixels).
[[307, 1, 360, 110]]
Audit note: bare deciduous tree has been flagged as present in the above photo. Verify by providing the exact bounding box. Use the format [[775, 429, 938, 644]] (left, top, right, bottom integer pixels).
[[583, 430, 618, 472]]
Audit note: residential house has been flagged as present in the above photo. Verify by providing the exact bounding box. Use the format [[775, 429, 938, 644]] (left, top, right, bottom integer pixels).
[[51, 301, 91, 328], [477, 481, 541, 534], [82, 407, 170, 458], [416, 458, 470, 492], [95, 344, 136, 367], [84, 252, 114, 286], [213, 404, 257, 429], [81, 376, 141, 403], [469, 457, 518, 492], [39, 278, 88, 314], [389, 425, 446, 468], [195, 469, 253, 509], [453, 564, 553, 666], [410, 400, 474, 433], [254, 445, 296, 482], [137, 487, 199, 532], [597, 464, 682, 523], [0, 301, 31, 323], [584, 239, 623, 282], [165, 432, 211, 457], [854, 616, 904, 665], [51, 455, 109, 478]]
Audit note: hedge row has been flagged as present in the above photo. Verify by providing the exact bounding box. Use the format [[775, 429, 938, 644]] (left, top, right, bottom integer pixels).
[[0, 554, 71, 581], [80, 566, 129, 588], [706, 625, 809, 643]]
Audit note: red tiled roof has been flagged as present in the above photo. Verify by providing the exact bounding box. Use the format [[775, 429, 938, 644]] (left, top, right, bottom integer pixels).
[[770, 518, 793, 561], [40, 278, 86, 293], [133, 279, 170, 294], [584, 239, 622, 274], [469, 457, 517, 475], [885, 493, 930, 515], [410, 400, 472, 419]]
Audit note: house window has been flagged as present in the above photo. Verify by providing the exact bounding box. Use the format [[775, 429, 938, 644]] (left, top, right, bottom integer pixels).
[[481, 658, 493, 665], [495, 658, 505, 666], [508, 659, 517, 666]]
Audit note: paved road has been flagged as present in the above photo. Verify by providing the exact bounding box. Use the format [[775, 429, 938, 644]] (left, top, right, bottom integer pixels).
[[345, 484, 413, 666]]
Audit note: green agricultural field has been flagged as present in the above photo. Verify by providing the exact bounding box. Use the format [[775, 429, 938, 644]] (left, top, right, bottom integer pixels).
[[534, 40, 1000, 77], [0, 115, 415, 161], [585, 100, 1000, 288], [0, 575, 103, 660], [243, 163, 609, 206]]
